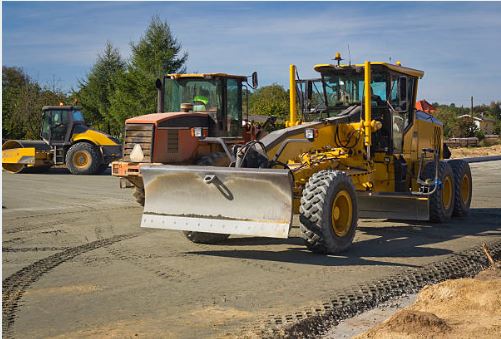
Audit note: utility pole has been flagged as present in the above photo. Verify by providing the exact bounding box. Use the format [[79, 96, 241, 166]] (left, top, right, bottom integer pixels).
[[471, 96, 474, 118]]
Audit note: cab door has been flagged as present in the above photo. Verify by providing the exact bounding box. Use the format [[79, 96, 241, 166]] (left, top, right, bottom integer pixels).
[[48, 110, 71, 144], [224, 78, 243, 137]]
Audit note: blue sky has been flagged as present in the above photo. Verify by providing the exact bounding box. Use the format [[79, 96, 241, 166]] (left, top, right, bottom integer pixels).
[[3, 1, 501, 106]]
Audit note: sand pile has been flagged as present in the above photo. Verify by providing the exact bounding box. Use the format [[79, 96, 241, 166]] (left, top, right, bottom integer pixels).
[[357, 267, 501, 339]]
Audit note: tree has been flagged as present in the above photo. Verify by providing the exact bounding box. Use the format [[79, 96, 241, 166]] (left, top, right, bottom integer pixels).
[[110, 16, 188, 125], [2, 66, 66, 140], [249, 84, 289, 119], [77, 41, 125, 135], [434, 105, 462, 138], [455, 116, 478, 138]]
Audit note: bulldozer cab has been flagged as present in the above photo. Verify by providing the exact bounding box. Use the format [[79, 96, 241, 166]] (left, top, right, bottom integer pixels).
[[41, 106, 86, 145], [162, 74, 249, 137]]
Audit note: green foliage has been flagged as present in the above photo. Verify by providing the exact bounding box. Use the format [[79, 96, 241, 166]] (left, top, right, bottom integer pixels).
[[77, 41, 126, 135], [249, 84, 289, 119], [109, 16, 188, 127], [455, 116, 478, 138], [2, 66, 66, 140], [434, 105, 459, 138], [474, 129, 485, 141]]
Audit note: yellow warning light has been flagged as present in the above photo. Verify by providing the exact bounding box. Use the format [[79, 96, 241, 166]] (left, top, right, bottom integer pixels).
[[396, 61, 402, 66]]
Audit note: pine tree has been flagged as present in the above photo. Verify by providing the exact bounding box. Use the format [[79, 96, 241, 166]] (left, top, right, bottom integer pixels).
[[110, 16, 188, 126], [77, 41, 126, 135]]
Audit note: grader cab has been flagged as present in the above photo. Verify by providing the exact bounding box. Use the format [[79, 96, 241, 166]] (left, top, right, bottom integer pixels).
[[139, 58, 473, 253]]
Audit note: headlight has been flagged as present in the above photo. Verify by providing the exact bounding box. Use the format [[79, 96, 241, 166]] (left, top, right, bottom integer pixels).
[[304, 128, 318, 141], [191, 127, 207, 139]]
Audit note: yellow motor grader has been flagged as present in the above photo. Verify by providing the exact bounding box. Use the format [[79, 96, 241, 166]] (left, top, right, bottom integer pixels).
[[138, 57, 473, 253]]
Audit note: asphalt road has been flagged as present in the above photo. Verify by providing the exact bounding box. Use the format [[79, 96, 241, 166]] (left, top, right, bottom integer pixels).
[[2, 162, 501, 338]]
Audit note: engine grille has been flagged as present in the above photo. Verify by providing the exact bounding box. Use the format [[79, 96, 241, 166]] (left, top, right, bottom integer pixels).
[[167, 129, 179, 153], [123, 123, 154, 162]]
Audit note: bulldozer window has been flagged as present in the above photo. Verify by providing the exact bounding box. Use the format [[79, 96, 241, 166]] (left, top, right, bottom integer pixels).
[[226, 79, 242, 136], [164, 78, 222, 113]]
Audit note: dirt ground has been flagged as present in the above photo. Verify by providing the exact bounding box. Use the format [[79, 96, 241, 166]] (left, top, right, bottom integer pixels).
[[2, 161, 501, 338], [450, 144, 501, 158], [356, 265, 501, 339]]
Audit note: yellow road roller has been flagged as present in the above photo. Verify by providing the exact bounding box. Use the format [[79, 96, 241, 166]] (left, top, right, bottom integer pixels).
[[2, 105, 122, 175]]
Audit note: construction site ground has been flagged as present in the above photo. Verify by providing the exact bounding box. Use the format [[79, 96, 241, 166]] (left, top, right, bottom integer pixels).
[[2, 161, 501, 338], [329, 265, 501, 339], [450, 144, 501, 158]]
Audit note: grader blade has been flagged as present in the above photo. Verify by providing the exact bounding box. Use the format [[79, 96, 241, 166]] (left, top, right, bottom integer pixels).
[[141, 165, 294, 238]]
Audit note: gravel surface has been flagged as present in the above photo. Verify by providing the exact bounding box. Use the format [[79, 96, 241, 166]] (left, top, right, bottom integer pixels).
[[2, 162, 501, 338]]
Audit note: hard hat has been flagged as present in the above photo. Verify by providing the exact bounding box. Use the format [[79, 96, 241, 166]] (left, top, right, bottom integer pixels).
[[193, 95, 208, 105]]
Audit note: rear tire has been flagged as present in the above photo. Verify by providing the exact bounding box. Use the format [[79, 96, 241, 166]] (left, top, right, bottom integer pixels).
[[299, 170, 358, 254], [448, 159, 472, 217], [424, 160, 455, 223], [66, 142, 102, 175], [183, 152, 230, 244]]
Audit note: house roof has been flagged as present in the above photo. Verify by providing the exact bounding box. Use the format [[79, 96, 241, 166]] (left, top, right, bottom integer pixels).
[[457, 114, 496, 122], [416, 100, 436, 112]]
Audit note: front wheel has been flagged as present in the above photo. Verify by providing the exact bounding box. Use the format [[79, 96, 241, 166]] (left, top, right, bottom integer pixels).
[[299, 170, 358, 254], [66, 142, 102, 175], [424, 160, 455, 222], [448, 159, 472, 217]]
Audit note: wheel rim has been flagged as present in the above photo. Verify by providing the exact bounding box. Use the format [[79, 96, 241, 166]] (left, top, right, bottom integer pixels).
[[460, 173, 470, 204], [442, 176, 453, 210], [73, 150, 90, 169], [331, 190, 353, 237]]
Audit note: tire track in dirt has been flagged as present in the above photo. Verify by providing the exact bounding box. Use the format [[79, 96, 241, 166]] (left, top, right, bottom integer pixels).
[[94, 225, 191, 283], [2, 247, 71, 253], [2, 233, 139, 338]]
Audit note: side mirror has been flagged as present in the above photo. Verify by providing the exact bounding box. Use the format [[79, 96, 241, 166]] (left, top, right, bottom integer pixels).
[[251, 72, 258, 89], [155, 78, 162, 90]]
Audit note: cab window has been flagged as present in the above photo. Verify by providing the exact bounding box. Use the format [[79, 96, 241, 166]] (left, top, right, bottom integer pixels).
[[164, 78, 222, 113], [51, 110, 69, 141], [389, 74, 415, 153], [41, 112, 51, 140], [72, 110, 85, 122], [226, 79, 242, 136]]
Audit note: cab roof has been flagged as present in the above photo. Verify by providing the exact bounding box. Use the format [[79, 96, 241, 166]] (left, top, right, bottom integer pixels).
[[313, 62, 424, 78], [42, 105, 81, 111], [167, 73, 248, 80]]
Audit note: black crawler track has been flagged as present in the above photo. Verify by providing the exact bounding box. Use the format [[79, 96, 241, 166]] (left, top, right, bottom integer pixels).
[[256, 240, 501, 338], [2, 233, 139, 337]]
